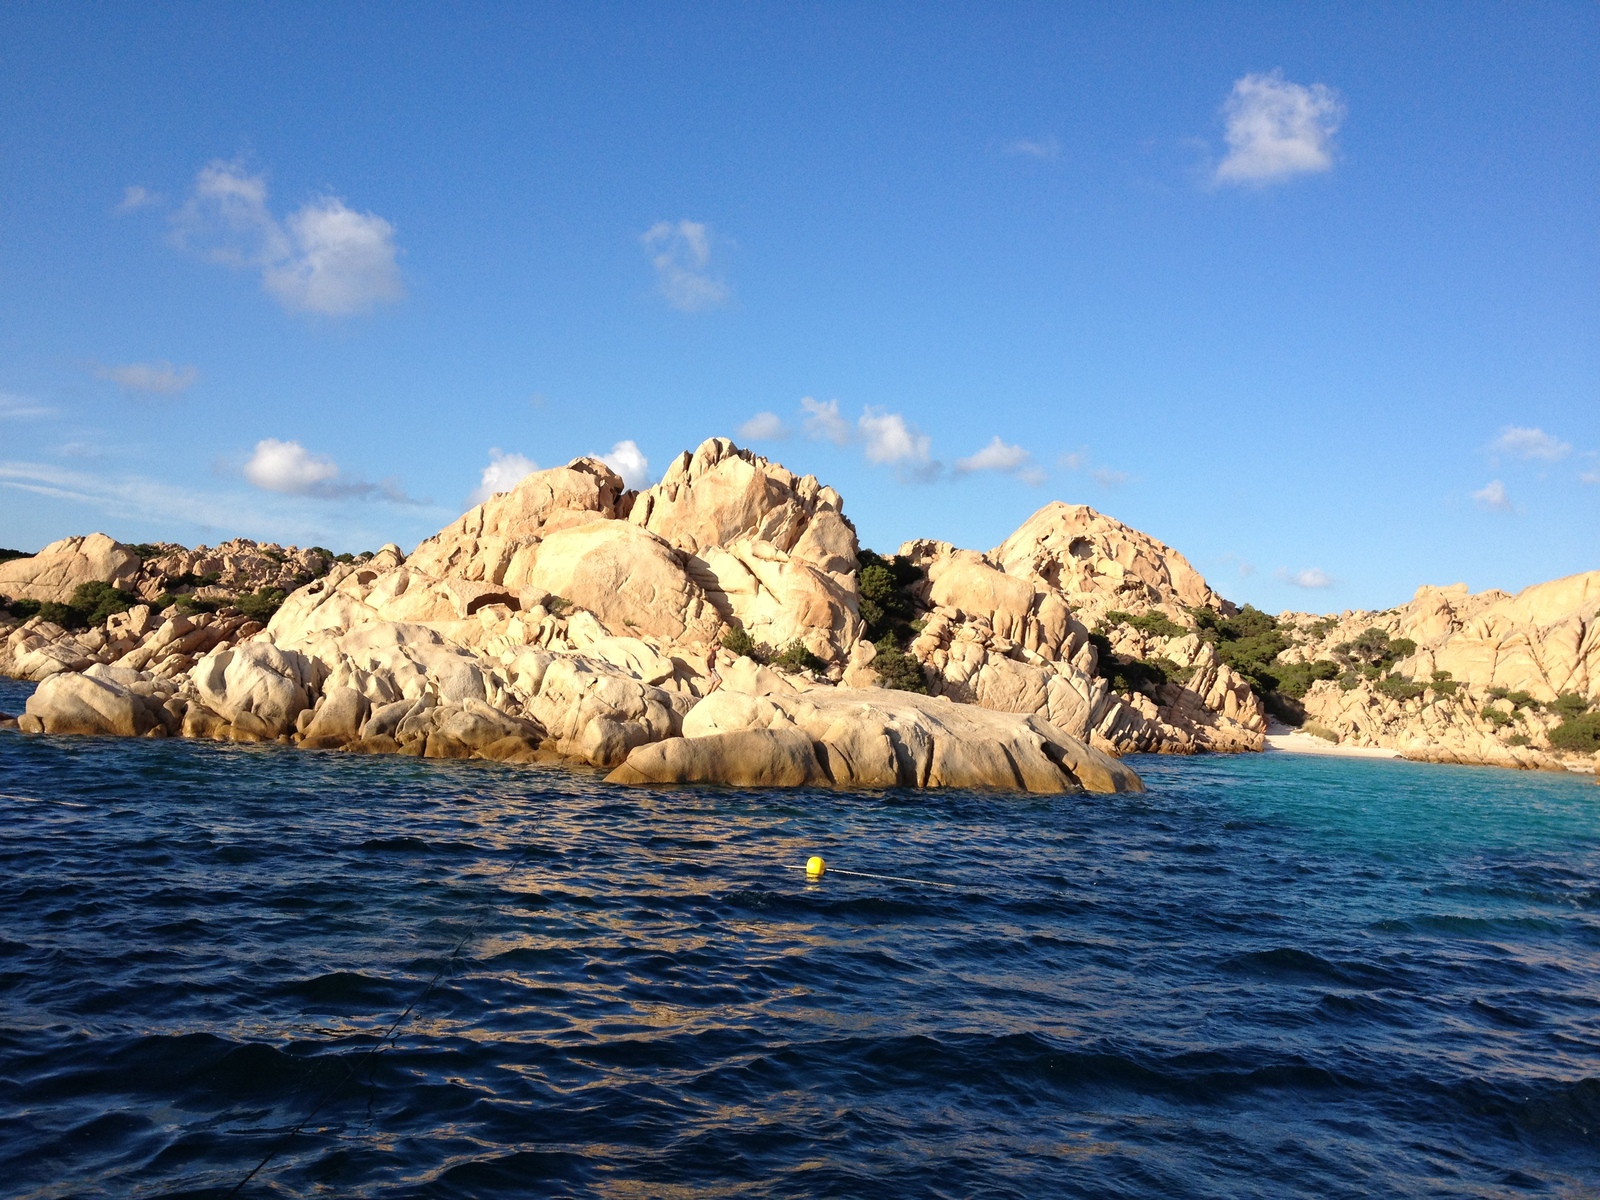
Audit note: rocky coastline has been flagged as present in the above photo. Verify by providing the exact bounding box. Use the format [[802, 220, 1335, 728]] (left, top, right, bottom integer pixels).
[[2, 437, 1595, 785]]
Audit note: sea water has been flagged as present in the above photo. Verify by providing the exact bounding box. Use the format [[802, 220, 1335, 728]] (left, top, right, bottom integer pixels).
[[1, 675, 1597, 1198]]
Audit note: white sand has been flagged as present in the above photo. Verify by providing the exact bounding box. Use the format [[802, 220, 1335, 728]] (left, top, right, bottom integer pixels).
[[1263, 722, 1402, 759]]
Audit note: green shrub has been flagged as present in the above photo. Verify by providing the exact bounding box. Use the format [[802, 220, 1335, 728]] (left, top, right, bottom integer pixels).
[[69, 581, 138, 626], [856, 549, 923, 642], [1506, 733, 1531, 747], [1333, 627, 1413, 671], [1304, 617, 1338, 639], [1103, 609, 1189, 640], [1303, 723, 1339, 742], [1, 595, 42, 620], [125, 543, 164, 559], [871, 636, 928, 693], [721, 623, 759, 659], [1554, 692, 1591, 720], [1548, 713, 1600, 753], [1430, 669, 1459, 697], [1481, 706, 1512, 728], [544, 595, 572, 617], [0, 547, 31, 564], [770, 639, 827, 675], [1265, 690, 1307, 726], [37, 600, 80, 627], [1375, 673, 1425, 703], [1486, 685, 1510, 700], [1273, 658, 1340, 699], [1504, 690, 1539, 710], [234, 587, 288, 623]]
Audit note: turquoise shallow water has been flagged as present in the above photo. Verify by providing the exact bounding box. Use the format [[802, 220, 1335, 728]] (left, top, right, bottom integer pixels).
[[1, 674, 1598, 1198]]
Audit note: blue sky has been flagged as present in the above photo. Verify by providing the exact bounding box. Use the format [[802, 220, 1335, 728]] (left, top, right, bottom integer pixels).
[[1, 3, 1594, 612]]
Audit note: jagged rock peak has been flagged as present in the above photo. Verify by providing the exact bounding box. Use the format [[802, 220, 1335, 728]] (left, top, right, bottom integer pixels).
[[991, 501, 1230, 618], [629, 437, 853, 566]]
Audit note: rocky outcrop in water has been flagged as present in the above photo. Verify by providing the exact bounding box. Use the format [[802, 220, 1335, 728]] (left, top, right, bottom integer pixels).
[[13, 436, 1587, 780]]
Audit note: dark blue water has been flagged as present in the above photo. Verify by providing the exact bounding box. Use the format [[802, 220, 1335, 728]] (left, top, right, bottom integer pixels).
[[2, 674, 1598, 1199]]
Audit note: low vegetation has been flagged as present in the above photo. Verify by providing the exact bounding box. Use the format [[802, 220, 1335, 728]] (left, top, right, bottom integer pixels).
[[719, 620, 831, 677], [855, 549, 929, 692]]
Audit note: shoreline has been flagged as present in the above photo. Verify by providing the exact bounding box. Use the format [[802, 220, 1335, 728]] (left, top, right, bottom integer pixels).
[[1263, 722, 1402, 760]]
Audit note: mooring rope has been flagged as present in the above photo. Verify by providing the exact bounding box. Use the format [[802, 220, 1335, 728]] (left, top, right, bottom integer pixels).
[[227, 839, 537, 1196], [796, 863, 967, 890]]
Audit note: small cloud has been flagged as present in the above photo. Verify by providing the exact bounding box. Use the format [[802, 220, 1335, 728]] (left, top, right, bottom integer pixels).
[[1004, 136, 1061, 160], [0, 393, 56, 420], [1472, 479, 1513, 512], [800, 396, 852, 446], [173, 159, 404, 316], [1215, 71, 1343, 185], [642, 219, 730, 312], [599, 439, 651, 488], [1091, 467, 1129, 488], [242, 437, 419, 503], [1489, 425, 1571, 462], [1276, 567, 1334, 589], [469, 448, 538, 505], [738, 411, 789, 441], [115, 185, 161, 214], [1581, 469, 1599, 485], [956, 436, 1042, 484], [94, 360, 199, 395], [1057, 450, 1086, 471], [244, 438, 340, 494], [859, 408, 932, 467]]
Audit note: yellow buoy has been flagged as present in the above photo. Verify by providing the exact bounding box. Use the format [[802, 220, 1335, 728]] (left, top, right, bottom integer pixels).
[[805, 855, 826, 879]]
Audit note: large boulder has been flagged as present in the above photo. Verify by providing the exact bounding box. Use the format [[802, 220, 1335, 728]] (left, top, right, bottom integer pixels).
[[0, 534, 141, 603], [517, 521, 723, 644], [189, 642, 315, 736], [24, 670, 167, 737], [607, 686, 1143, 795]]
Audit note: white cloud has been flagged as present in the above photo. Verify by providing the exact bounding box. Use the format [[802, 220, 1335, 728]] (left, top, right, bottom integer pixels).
[[174, 159, 404, 316], [1581, 469, 1600, 485], [115, 185, 161, 214], [642, 219, 730, 312], [955, 436, 1044, 483], [0, 459, 440, 545], [599, 439, 651, 488], [1092, 467, 1129, 488], [244, 438, 340, 494], [237, 437, 418, 503], [859, 408, 932, 466], [955, 436, 1031, 474], [1489, 425, 1571, 462], [1005, 136, 1061, 160], [1276, 567, 1334, 589], [94, 361, 199, 395], [1215, 71, 1343, 185], [1057, 450, 1086, 471], [738, 411, 789, 441], [0, 393, 56, 420], [470, 448, 539, 505], [800, 396, 852, 446], [1472, 479, 1513, 511]]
